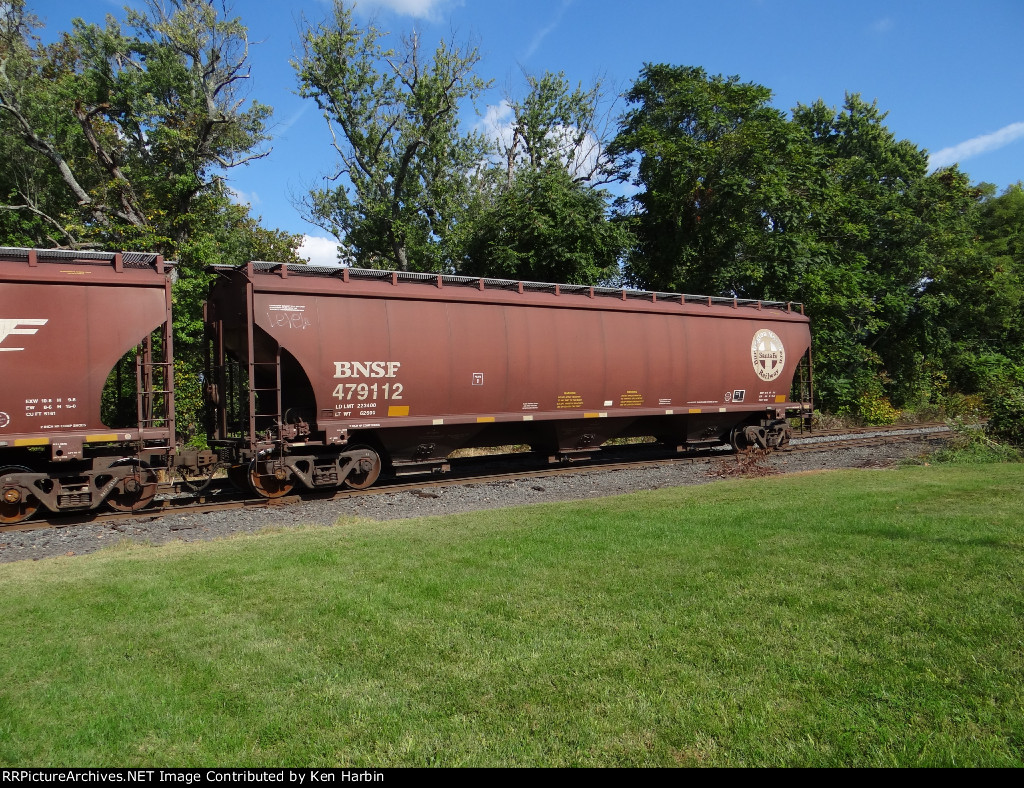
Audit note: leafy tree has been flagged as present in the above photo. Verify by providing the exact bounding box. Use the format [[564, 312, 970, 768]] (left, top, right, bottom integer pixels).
[[0, 0, 272, 252], [610, 64, 816, 297], [453, 70, 630, 283], [294, 0, 489, 271], [0, 1, 91, 245], [457, 163, 628, 283], [494, 70, 626, 188], [931, 181, 1024, 404], [1, 0, 299, 441], [969, 183, 1024, 359], [790, 97, 981, 411], [612, 65, 984, 415], [0, 1, 296, 331]]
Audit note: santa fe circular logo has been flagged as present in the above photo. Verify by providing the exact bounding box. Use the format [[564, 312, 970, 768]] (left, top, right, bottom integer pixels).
[[751, 329, 785, 382]]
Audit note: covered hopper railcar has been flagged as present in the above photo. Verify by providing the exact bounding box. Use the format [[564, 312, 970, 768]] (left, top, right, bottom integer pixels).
[[205, 263, 813, 498], [0, 247, 211, 524]]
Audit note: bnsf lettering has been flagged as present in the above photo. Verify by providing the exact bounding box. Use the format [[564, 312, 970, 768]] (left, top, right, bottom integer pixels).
[[333, 361, 401, 379], [0, 318, 48, 351]]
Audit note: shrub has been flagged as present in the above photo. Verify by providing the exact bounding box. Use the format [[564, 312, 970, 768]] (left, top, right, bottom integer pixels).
[[985, 386, 1024, 448], [936, 392, 986, 421], [857, 392, 900, 426]]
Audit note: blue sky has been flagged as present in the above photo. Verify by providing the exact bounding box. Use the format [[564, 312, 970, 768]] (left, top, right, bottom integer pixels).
[[26, 0, 1024, 264]]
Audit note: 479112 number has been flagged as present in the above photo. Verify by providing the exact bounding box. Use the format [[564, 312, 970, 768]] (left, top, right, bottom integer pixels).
[[332, 382, 403, 402]]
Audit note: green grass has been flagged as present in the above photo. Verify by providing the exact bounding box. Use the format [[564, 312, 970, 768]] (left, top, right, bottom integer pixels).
[[1, 465, 1023, 766]]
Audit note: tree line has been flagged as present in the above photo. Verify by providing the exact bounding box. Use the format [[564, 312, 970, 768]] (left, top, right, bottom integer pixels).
[[1, 0, 1021, 427]]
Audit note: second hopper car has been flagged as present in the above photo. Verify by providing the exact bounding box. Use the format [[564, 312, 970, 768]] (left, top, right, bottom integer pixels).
[[205, 264, 813, 498]]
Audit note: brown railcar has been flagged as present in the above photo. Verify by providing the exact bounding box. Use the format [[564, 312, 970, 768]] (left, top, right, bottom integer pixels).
[[0, 248, 177, 522], [206, 264, 813, 497]]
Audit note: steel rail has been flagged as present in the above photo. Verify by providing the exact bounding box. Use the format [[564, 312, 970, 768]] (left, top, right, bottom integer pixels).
[[2, 424, 951, 534]]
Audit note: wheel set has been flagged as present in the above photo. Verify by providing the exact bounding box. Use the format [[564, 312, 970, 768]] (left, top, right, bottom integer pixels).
[[240, 446, 383, 499]]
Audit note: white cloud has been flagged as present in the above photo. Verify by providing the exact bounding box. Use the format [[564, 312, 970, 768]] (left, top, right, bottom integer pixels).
[[227, 187, 260, 206], [522, 0, 573, 61], [477, 100, 515, 149], [353, 0, 457, 20], [299, 235, 346, 266], [929, 121, 1024, 170]]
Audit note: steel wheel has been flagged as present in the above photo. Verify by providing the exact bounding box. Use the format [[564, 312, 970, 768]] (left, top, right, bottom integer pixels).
[[106, 460, 158, 512], [343, 447, 382, 490], [248, 457, 295, 499], [0, 466, 40, 525]]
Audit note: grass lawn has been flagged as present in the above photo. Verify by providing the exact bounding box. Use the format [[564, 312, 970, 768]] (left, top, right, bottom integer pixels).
[[1, 464, 1022, 767]]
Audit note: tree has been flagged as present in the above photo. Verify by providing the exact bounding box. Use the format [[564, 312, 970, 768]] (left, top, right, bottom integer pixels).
[[610, 64, 816, 297], [933, 181, 1024, 393], [493, 70, 626, 188], [0, 0, 272, 252], [0, 1, 92, 246], [457, 163, 628, 283], [612, 65, 987, 415], [1, 0, 298, 442], [294, 1, 489, 271], [453, 70, 630, 283], [788, 96, 982, 412], [972, 182, 1024, 359]]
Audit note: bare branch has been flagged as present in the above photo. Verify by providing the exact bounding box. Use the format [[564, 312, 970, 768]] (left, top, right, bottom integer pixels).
[[0, 202, 78, 246]]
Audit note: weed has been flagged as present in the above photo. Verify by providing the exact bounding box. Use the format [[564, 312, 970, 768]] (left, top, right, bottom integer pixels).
[[930, 420, 1022, 464]]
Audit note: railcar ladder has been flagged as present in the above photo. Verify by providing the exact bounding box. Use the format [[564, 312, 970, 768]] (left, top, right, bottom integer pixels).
[[247, 345, 285, 449], [236, 273, 286, 453], [795, 348, 814, 433], [135, 331, 175, 446]]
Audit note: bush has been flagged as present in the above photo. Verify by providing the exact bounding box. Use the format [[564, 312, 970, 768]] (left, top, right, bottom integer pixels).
[[810, 410, 860, 430], [936, 392, 986, 421], [857, 392, 900, 426], [986, 386, 1024, 448]]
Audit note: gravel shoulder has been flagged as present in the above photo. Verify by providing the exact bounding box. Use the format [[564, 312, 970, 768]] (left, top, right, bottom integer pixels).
[[0, 434, 945, 564]]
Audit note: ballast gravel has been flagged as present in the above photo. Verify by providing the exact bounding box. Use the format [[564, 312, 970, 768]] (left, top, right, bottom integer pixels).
[[0, 432, 948, 564]]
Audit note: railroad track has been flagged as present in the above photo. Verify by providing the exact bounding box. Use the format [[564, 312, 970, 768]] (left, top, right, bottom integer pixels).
[[1, 423, 951, 534]]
